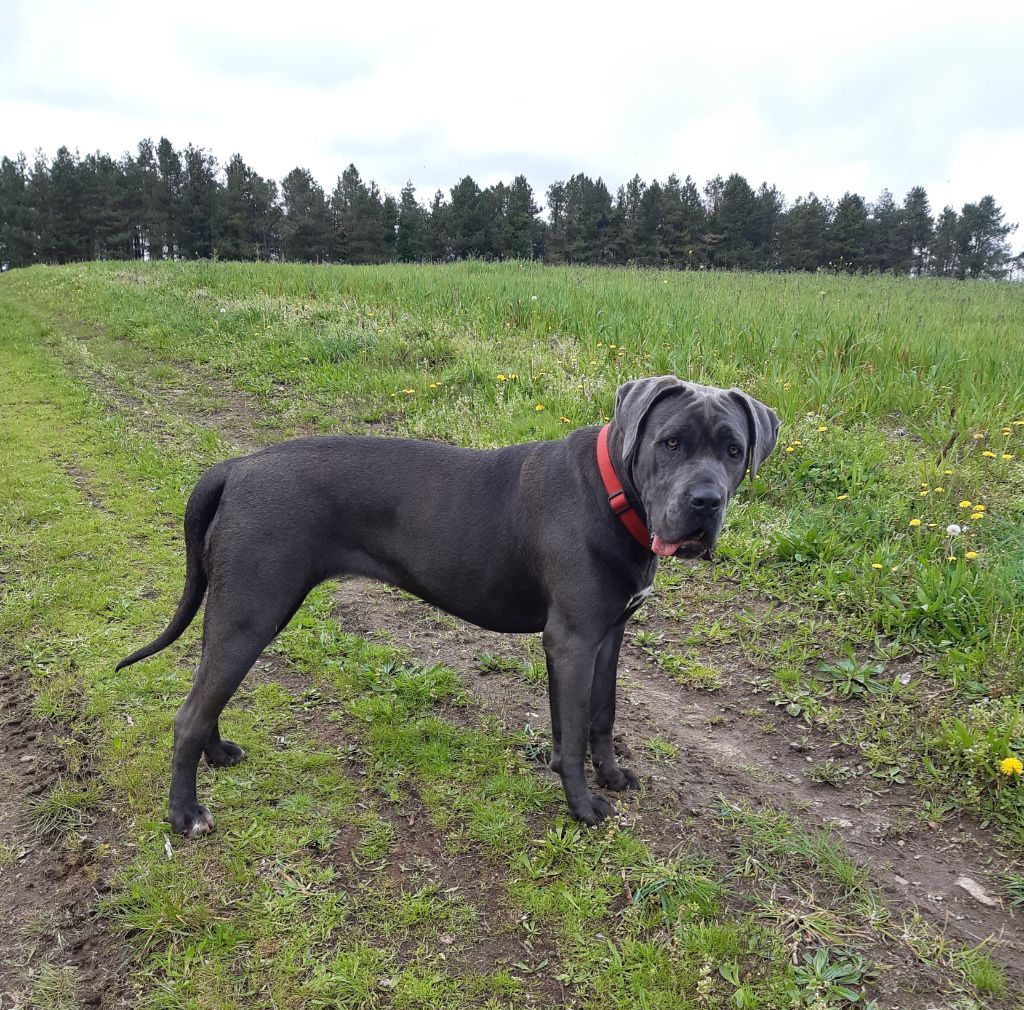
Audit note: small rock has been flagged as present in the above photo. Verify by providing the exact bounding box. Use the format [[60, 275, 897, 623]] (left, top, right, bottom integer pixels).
[[893, 875, 909, 886], [831, 818, 854, 829], [18, 754, 35, 763], [955, 876, 998, 907]]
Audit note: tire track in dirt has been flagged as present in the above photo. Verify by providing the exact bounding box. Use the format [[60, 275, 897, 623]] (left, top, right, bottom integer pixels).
[[332, 578, 1024, 976]]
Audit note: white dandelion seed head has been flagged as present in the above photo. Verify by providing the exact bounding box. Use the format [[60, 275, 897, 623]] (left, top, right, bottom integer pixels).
[[946, 524, 962, 536]]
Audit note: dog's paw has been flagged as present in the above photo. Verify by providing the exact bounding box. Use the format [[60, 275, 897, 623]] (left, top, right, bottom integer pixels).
[[169, 801, 215, 838], [570, 791, 615, 826], [204, 739, 247, 768], [596, 762, 640, 791]]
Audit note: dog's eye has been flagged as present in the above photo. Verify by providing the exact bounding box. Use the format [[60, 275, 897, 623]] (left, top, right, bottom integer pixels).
[[728, 445, 742, 458], [665, 437, 680, 450]]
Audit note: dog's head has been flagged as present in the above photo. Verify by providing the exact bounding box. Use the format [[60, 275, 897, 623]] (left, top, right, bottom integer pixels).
[[611, 376, 780, 559]]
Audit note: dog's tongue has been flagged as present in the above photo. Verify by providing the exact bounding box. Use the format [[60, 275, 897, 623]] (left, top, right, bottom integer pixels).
[[651, 535, 681, 558]]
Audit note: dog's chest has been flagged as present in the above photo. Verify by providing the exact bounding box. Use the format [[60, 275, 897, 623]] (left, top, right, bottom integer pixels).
[[624, 580, 655, 614]]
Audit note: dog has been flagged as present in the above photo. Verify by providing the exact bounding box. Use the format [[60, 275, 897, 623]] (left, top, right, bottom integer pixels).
[[117, 376, 779, 836]]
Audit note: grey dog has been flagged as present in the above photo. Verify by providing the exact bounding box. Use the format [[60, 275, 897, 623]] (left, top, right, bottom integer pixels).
[[117, 376, 779, 837]]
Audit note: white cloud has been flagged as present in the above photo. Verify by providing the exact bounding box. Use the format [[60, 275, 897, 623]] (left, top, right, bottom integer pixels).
[[3, 0, 1022, 247]]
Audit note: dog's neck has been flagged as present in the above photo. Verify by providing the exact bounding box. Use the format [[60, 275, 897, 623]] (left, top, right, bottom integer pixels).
[[603, 422, 650, 528]]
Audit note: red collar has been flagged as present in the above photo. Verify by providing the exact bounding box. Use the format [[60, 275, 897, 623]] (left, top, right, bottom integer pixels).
[[596, 424, 652, 551]]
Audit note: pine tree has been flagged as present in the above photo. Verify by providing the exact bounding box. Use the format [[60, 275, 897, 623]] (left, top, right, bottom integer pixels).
[[280, 167, 330, 261], [714, 173, 759, 269], [930, 207, 959, 277], [48, 146, 88, 263], [661, 175, 706, 268], [955, 196, 1016, 279], [177, 145, 217, 258], [0, 154, 35, 268], [396, 181, 427, 262], [777, 195, 830, 271], [865, 189, 904, 273], [446, 176, 485, 259], [545, 181, 567, 263], [155, 138, 183, 259], [501, 175, 538, 260], [901, 186, 933, 276], [426, 190, 448, 260], [828, 193, 869, 271], [331, 164, 390, 263]]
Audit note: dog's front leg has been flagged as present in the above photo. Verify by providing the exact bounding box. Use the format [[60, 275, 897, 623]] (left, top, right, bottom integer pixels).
[[543, 621, 614, 825], [590, 624, 640, 792]]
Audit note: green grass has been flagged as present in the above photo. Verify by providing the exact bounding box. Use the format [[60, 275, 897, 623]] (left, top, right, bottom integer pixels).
[[3, 260, 1024, 1007]]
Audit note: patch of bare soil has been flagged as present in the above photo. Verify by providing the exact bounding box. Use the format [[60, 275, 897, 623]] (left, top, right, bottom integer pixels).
[[0, 666, 130, 1008]]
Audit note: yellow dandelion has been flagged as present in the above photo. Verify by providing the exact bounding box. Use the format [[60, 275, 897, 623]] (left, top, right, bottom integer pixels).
[[783, 382, 791, 390], [836, 494, 849, 500], [975, 503, 986, 511], [920, 482, 929, 489], [973, 432, 985, 440], [927, 522, 938, 528], [909, 518, 922, 527], [944, 469, 954, 475], [965, 551, 978, 560], [999, 756, 1022, 776], [817, 425, 828, 432], [534, 404, 545, 412], [947, 555, 957, 562], [496, 374, 506, 381], [403, 388, 415, 395], [970, 512, 984, 521], [792, 440, 802, 446], [933, 486, 944, 493], [871, 563, 883, 570], [891, 565, 899, 572], [560, 416, 571, 424], [785, 446, 795, 453], [1014, 421, 1024, 426], [959, 500, 972, 508], [1002, 453, 1014, 460], [982, 450, 996, 458], [1002, 428, 1012, 435], [919, 490, 928, 497]]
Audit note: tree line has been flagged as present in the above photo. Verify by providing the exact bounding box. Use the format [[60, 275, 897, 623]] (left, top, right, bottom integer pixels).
[[0, 139, 1018, 279]]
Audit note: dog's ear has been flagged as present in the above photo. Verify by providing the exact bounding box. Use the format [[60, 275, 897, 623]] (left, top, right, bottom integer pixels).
[[728, 388, 781, 481], [614, 376, 688, 467]]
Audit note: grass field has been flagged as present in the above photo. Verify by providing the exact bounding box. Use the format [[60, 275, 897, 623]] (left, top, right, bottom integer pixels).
[[1, 260, 1023, 1008]]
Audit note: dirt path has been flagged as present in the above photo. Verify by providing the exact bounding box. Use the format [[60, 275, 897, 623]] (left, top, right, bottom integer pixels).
[[0, 663, 130, 1007]]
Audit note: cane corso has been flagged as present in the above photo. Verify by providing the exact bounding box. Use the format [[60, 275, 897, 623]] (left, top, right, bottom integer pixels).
[[117, 376, 779, 836]]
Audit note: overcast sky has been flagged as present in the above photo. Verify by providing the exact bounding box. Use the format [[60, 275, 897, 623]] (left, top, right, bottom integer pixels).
[[3, 0, 1022, 249]]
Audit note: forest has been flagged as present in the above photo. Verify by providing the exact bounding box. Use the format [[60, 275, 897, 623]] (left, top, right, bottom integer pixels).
[[0, 138, 1017, 278]]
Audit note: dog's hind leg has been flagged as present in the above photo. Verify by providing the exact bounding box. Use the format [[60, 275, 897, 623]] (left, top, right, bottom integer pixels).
[[168, 566, 312, 838]]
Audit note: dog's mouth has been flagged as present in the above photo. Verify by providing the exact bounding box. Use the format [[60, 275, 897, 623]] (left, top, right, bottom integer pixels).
[[650, 529, 713, 560]]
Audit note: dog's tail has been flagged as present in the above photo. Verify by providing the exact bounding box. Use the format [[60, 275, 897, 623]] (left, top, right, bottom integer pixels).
[[115, 461, 231, 671]]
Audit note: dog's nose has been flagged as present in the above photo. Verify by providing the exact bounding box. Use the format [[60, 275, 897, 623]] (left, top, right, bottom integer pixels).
[[689, 487, 723, 512]]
